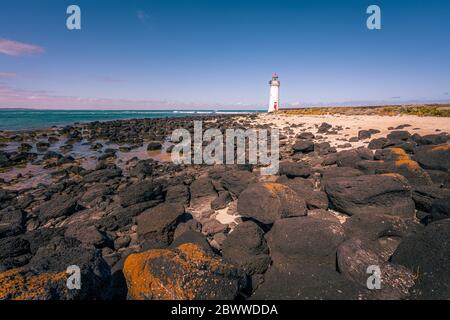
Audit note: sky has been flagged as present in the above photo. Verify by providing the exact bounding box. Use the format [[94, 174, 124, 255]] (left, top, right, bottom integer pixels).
[[0, 0, 450, 109]]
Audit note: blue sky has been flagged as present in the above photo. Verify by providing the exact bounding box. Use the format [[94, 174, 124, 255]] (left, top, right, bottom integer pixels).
[[0, 0, 449, 109]]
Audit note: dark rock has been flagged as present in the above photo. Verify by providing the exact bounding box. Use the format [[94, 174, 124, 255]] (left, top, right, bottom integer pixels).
[[253, 217, 361, 299], [0, 236, 31, 269], [34, 194, 81, 224], [317, 122, 332, 133], [98, 200, 161, 231], [119, 180, 163, 207], [36, 142, 50, 151], [358, 130, 372, 140], [26, 236, 112, 299], [78, 184, 113, 208], [83, 168, 122, 183], [296, 132, 315, 140], [387, 131, 411, 141], [211, 191, 232, 210], [414, 143, 450, 171], [137, 202, 185, 248], [412, 186, 450, 213], [170, 230, 213, 254], [368, 138, 388, 150], [292, 140, 314, 153], [391, 219, 450, 299], [65, 224, 112, 249], [278, 161, 311, 178], [307, 209, 340, 223], [343, 212, 422, 260], [337, 238, 415, 299], [129, 160, 153, 178], [165, 184, 190, 204], [190, 177, 216, 198], [430, 196, 450, 221], [220, 170, 255, 197], [325, 174, 415, 218], [237, 182, 307, 225], [335, 148, 373, 168], [321, 167, 364, 182], [0, 208, 25, 238], [147, 141, 162, 151], [222, 221, 270, 275]]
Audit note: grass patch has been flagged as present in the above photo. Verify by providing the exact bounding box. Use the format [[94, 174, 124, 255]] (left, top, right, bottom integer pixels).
[[282, 104, 450, 117]]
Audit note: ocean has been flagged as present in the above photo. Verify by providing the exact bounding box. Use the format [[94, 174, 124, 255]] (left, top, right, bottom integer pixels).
[[0, 109, 262, 131]]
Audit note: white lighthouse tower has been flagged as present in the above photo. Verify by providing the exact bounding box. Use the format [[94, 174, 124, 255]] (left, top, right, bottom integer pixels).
[[268, 73, 280, 112]]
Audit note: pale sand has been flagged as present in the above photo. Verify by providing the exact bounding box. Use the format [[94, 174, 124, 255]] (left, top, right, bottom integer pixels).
[[249, 113, 450, 149]]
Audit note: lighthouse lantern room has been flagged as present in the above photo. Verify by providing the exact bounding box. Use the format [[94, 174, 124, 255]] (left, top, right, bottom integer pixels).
[[268, 73, 280, 112]]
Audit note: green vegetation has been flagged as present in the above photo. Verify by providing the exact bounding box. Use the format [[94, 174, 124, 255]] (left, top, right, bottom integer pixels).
[[282, 104, 450, 117]]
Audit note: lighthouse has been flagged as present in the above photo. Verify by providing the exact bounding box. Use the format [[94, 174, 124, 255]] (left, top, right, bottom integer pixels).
[[268, 73, 280, 112]]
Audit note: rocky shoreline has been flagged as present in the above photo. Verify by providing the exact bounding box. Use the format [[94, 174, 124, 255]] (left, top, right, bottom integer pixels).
[[0, 112, 449, 300]]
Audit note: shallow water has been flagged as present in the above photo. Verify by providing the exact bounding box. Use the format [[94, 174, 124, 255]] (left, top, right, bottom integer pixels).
[[0, 136, 174, 190], [0, 109, 260, 131]]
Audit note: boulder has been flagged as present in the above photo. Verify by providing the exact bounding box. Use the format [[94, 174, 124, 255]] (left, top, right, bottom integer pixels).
[[325, 174, 415, 218], [292, 140, 314, 153], [170, 230, 213, 254], [358, 148, 432, 186], [129, 160, 153, 179], [337, 238, 415, 299], [368, 138, 388, 150], [190, 177, 216, 198], [123, 243, 247, 300], [211, 191, 232, 210], [430, 196, 450, 221], [237, 182, 307, 225], [278, 161, 311, 178], [137, 202, 186, 248], [391, 219, 450, 299], [296, 132, 315, 140], [321, 167, 364, 183], [25, 236, 111, 299], [220, 170, 255, 197], [0, 236, 31, 269], [343, 212, 422, 260], [335, 148, 373, 168], [221, 221, 270, 275], [0, 208, 25, 238], [387, 131, 411, 141], [34, 194, 81, 224], [119, 181, 163, 207], [147, 141, 162, 151], [317, 122, 332, 133], [165, 184, 190, 204], [412, 186, 450, 213], [82, 168, 122, 183], [65, 224, 112, 249], [414, 143, 450, 171], [253, 217, 361, 299]]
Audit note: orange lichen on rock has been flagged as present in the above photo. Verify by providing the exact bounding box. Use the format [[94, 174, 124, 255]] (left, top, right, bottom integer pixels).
[[395, 159, 422, 171], [381, 173, 405, 179], [431, 143, 450, 151], [123, 243, 245, 300], [387, 148, 410, 160], [263, 182, 288, 195], [0, 268, 67, 300]]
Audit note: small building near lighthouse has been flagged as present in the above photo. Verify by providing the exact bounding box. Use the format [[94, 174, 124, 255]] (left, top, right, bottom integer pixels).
[[268, 73, 280, 112]]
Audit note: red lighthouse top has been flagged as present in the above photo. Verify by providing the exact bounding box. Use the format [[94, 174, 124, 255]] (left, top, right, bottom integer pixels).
[[272, 73, 278, 78]]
